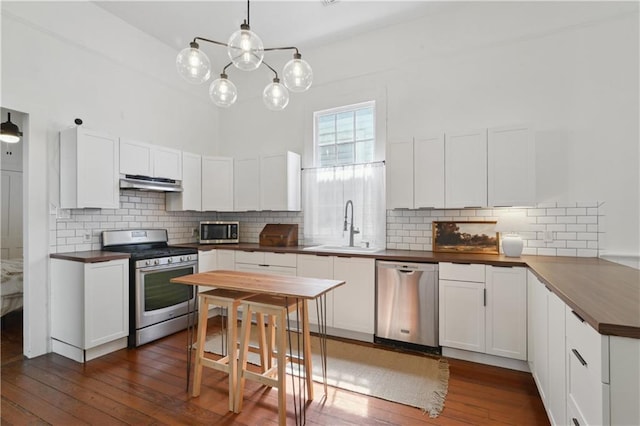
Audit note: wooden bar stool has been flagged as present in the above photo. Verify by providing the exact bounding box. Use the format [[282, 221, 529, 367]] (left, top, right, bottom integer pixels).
[[234, 294, 313, 425], [191, 288, 256, 411]]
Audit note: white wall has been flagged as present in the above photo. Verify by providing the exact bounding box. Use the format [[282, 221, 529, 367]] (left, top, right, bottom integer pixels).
[[1, 2, 220, 357], [219, 1, 639, 257]]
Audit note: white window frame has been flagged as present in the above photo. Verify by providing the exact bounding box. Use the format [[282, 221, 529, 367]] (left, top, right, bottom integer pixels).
[[312, 100, 376, 167]]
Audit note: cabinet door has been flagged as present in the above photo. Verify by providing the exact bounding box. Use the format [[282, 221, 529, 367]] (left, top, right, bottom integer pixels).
[[202, 156, 234, 211], [439, 279, 485, 352], [386, 139, 414, 209], [72, 128, 119, 209], [530, 273, 549, 402], [234, 157, 259, 211], [260, 152, 301, 211], [84, 259, 128, 348], [153, 146, 182, 180], [216, 250, 236, 270], [297, 254, 335, 327], [332, 257, 375, 334], [488, 125, 535, 207], [120, 139, 152, 176], [414, 134, 445, 209], [547, 290, 567, 426], [485, 266, 527, 360], [166, 152, 201, 211], [445, 129, 487, 208], [198, 250, 217, 273]]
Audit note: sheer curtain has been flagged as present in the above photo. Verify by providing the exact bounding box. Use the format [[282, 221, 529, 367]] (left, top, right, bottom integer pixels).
[[303, 162, 386, 248]]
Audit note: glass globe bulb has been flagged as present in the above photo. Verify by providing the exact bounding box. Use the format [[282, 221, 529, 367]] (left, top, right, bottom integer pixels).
[[227, 24, 264, 71], [283, 55, 313, 92], [263, 78, 289, 111], [209, 75, 238, 108], [176, 42, 211, 84]]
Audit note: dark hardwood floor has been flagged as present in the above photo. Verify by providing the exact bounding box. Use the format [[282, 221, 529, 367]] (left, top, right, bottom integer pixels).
[[1, 315, 549, 425]]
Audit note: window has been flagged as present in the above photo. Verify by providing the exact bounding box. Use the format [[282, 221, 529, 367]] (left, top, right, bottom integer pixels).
[[314, 101, 375, 166], [304, 101, 385, 248]]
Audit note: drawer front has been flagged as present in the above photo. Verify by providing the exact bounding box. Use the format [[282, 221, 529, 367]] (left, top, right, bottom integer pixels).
[[566, 306, 609, 383], [264, 252, 297, 268], [235, 250, 265, 265], [568, 346, 606, 425], [567, 393, 589, 426], [439, 262, 485, 282]]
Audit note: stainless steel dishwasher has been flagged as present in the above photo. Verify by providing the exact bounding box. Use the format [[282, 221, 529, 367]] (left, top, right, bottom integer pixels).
[[375, 260, 439, 349]]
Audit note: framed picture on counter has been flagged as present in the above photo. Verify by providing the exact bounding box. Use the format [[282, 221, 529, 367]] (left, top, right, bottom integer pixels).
[[432, 221, 499, 254]]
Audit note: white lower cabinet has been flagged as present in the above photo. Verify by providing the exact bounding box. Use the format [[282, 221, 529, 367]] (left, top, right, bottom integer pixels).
[[439, 263, 527, 361], [528, 270, 640, 426], [566, 305, 610, 426], [51, 258, 129, 363], [297, 254, 375, 341], [234, 251, 297, 276], [528, 270, 565, 425]]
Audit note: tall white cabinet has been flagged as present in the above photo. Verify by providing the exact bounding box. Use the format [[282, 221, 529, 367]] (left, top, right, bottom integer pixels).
[[202, 156, 234, 211], [60, 127, 120, 209], [166, 151, 202, 211]]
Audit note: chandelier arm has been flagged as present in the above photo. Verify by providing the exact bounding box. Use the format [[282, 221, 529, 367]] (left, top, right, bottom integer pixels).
[[261, 60, 279, 79], [222, 62, 234, 75], [193, 36, 229, 48], [263, 46, 300, 55]]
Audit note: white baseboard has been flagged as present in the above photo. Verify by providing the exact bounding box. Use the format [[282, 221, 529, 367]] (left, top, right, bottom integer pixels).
[[442, 346, 530, 372]]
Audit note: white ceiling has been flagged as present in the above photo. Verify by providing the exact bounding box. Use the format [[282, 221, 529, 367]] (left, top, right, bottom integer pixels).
[[94, 1, 446, 51]]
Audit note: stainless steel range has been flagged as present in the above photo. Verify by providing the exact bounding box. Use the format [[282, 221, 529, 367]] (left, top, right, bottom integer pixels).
[[102, 229, 198, 347]]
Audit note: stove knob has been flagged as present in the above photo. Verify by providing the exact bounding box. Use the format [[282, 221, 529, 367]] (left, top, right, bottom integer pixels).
[[168, 258, 173, 264], [180, 256, 185, 262], [145, 260, 151, 266], [154, 259, 159, 265]]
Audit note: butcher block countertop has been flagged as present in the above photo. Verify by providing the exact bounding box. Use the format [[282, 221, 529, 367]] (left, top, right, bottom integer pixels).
[[184, 243, 640, 339], [50, 250, 130, 263]]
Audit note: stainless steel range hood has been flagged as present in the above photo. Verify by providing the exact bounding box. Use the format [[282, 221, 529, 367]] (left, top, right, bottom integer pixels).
[[119, 175, 183, 192]]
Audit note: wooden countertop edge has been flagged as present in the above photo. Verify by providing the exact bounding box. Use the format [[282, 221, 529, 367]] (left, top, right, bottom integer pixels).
[[50, 251, 131, 263], [182, 243, 640, 339]]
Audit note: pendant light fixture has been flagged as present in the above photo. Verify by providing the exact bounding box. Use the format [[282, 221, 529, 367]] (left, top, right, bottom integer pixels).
[[0, 112, 23, 144], [176, 0, 312, 111]]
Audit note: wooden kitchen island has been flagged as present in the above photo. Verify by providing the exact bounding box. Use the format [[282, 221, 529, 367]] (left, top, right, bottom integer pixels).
[[171, 269, 345, 425]]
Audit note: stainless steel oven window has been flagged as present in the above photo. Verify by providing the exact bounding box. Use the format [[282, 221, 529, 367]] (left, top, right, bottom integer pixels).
[[135, 262, 197, 328], [143, 267, 194, 311]]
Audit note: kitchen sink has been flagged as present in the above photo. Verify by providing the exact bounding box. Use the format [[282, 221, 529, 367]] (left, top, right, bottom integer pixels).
[[302, 245, 383, 254]]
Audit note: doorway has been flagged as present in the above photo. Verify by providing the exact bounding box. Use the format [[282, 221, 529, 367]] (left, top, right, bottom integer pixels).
[[1, 107, 25, 364]]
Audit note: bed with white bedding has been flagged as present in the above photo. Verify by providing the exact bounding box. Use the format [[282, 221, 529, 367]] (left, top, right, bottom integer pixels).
[[1, 258, 23, 317]]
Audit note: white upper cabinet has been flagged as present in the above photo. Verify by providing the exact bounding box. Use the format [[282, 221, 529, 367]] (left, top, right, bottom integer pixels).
[[119, 139, 152, 176], [386, 134, 445, 209], [445, 129, 488, 208], [414, 134, 445, 209], [153, 146, 182, 180], [202, 156, 234, 212], [166, 152, 202, 211], [488, 125, 535, 207], [385, 138, 414, 209], [234, 157, 260, 211], [260, 152, 300, 211], [234, 151, 300, 212], [60, 127, 120, 209], [119, 139, 181, 180]]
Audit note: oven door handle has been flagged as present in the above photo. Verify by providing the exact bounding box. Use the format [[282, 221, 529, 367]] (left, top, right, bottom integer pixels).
[[137, 261, 198, 274]]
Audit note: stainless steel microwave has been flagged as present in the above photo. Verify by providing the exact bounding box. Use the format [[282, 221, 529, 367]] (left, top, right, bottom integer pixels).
[[199, 221, 239, 244]]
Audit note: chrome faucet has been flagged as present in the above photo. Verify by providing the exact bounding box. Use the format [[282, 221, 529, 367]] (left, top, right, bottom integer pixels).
[[343, 199, 360, 247]]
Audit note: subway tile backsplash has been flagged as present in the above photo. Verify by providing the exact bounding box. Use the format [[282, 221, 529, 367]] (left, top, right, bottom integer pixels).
[[385, 202, 603, 257], [52, 190, 602, 258]]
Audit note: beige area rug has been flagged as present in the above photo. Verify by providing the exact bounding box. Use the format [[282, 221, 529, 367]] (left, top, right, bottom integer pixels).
[[202, 329, 449, 417]]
